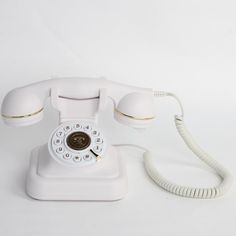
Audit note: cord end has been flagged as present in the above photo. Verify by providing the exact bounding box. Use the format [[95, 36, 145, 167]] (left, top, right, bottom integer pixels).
[[175, 115, 184, 121]]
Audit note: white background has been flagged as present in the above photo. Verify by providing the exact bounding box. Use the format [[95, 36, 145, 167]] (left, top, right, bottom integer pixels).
[[0, 0, 236, 235]]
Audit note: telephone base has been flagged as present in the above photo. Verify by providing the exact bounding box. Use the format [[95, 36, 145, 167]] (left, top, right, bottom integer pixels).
[[26, 145, 128, 201]]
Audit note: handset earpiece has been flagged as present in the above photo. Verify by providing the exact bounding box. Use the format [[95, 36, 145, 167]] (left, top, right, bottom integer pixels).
[[114, 92, 156, 129], [1, 88, 45, 127]]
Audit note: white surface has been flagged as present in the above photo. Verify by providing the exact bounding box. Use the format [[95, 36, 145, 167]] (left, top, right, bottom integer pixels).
[[0, 0, 236, 235]]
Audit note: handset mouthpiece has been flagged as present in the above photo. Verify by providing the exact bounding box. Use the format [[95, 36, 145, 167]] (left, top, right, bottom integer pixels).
[[1, 88, 44, 126]]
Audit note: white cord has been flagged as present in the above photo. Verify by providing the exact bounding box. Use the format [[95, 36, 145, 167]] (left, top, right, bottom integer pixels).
[[153, 91, 184, 117], [145, 91, 233, 198], [115, 92, 233, 198]]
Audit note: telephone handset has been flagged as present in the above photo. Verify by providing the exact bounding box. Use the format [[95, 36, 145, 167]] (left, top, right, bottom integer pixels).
[[1, 77, 233, 200]]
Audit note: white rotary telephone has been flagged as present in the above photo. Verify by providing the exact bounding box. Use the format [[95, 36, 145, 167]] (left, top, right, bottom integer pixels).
[[1, 77, 233, 200]]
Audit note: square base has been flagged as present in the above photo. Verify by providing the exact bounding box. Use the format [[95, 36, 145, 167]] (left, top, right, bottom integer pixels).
[[26, 145, 128, 201]]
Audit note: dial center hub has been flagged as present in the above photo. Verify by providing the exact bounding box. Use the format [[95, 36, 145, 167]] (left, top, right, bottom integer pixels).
[[66, 131, 91, 150]]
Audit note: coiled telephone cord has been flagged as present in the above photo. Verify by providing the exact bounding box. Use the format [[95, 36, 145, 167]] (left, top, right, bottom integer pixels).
[[115, 91, 233, 199]]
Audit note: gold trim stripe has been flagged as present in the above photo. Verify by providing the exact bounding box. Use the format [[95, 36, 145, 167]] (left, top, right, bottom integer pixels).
[[115, 109, 155, 121], [2, 108, 44, 119]]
